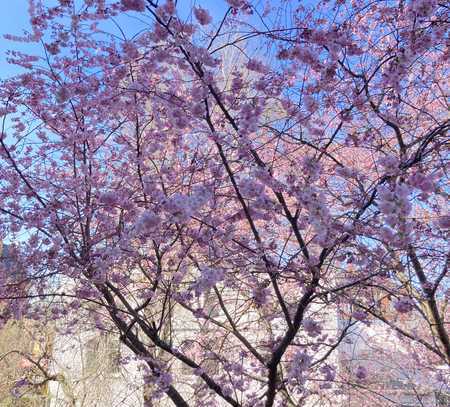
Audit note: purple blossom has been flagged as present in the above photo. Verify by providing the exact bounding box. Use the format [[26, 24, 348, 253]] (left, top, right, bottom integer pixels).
[[394, 298, 414, 314], [355, 365, 368, 380], [120, 0, 146, 12], [303, 318, 322, 337], [194, 7, 212, 25], [437, 215, 450, 229], [136, 210, 160, 234], [192, 267, 225, 296], [288, 350, 312, 381], [378, 155, 400, 176], [352, 311, 368, 321], [99, 191, 117, 206]]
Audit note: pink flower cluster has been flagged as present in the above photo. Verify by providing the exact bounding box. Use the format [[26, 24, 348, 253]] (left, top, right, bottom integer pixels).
[[408, 172, 434, 193], [409, 0, 438, 17], [288, 350, 312, 382], [192, 266, 225, 296], [355, 365, 367, 380], [226, 0, 247, 8], [437, 215, 450, 229], [378, 184, 412, 227], [378, 155, 400, 176], [239, 177, 265, 198], [120, 0, 146, 12], [252, 285, 270, 306], [194, 7, 212, 25], [352, 310, 368, 322], [99, 191, 117, 206], [393, 298, 414, 314], [303, 318, 322, 337], [135, 210, 160, 235], [163, 188, 211, 223], [297, 186, 332, 247], [320, 365, 336, 388], [246, 59, 268, 74]]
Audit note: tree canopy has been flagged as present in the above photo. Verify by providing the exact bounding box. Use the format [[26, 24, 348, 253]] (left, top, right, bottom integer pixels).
[[0, 1, 448, 406]]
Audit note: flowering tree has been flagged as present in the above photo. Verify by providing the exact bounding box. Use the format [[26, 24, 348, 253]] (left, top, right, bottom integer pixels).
[[0, 0, 448, 406]]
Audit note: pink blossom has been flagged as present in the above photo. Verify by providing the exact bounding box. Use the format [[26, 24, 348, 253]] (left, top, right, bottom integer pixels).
[[192, 267, 225, 296], [352, 310, 368, 321], [410, 0, 438, 17], [288, 350, 311, 381], [163, 0, 176, 15], [378, 184, 412, 226], [252, 286, 269, 306], [302, 156, 322, 181], [19, 358, 33, 369], [378, 155, 400, 176], [394, 298, 414, 314], [56, 86, 70, 103], [120, 0, 146, 12], [239, 177, 264, 198], [156, 371, 173, 391], [151, 24, 169, 41], [194, 7, 212, 25], [303, 318, 322, 337], [99, 191, 117, 206], [14, 378, 29, 388], [320, 365, 336, 382], [408, 172, 434, 193], [246, 59, 268, 74], [226, 0, 246, 9], [355, 365, 367, 380], [136, 211, 160, 234], [437, 215, 450, 229], [45, 42, 60, 55], [1, 1, 448, 403]]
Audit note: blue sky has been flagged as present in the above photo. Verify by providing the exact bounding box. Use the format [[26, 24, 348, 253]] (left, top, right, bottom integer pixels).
[[0, 0, 234, 79], [0, 0, 33, 78]]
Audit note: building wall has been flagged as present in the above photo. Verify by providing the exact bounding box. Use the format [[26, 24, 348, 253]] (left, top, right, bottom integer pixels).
[[48, 330, 144, 407]]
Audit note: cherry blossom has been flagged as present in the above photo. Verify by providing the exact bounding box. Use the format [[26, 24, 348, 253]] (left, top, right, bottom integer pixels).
[[0, 1, 448, 406], [194, 7, 212, 26]]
